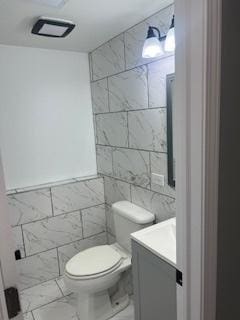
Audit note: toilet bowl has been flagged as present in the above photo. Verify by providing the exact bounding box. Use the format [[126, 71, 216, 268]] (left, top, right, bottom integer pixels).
[[64, 243, 131, 320], [64, 201, 155, 320]]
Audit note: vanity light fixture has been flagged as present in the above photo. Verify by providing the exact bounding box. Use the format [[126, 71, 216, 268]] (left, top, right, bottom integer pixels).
[[142, 26, 164, 59], [165, 15, 175, 52], [32, 17, 75, 38], [142, 14, 175, 58]]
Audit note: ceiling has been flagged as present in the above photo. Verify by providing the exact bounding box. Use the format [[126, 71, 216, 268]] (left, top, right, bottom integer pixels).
[[0, 0, 173, 52]]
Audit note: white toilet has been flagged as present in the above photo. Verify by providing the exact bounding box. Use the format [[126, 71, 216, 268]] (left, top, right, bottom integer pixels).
[[64, 200, 155, 320]]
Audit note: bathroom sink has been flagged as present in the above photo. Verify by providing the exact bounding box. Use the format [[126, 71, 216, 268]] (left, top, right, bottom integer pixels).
[[131, 218, 176, 266]]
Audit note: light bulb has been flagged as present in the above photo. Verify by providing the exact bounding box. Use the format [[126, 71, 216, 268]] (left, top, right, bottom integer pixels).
[[165, 26, 175, 52], [142, 37, 164, 59]]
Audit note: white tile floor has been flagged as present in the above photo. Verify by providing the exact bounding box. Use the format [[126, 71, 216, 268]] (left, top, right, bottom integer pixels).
[[22, 277, 134, 320]]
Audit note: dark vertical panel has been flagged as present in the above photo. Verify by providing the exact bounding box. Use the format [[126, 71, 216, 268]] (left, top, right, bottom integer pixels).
[[216, 1, 240, 319]]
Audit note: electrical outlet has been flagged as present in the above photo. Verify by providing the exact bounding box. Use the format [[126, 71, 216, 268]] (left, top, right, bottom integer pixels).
[[151, 173, 165, 187]]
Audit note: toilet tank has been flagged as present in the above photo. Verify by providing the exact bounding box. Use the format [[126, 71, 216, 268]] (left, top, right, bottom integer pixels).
[[112, 201, 155, 253]]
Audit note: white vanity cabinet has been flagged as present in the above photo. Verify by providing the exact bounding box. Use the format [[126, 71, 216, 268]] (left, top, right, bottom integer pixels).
[[132, 240, 177, 320]]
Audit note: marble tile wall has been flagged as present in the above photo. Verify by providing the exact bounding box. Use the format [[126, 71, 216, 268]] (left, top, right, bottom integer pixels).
[[91, 34, 125, 81], [90, 3, 176, 239], [7, 177, 108, 290]]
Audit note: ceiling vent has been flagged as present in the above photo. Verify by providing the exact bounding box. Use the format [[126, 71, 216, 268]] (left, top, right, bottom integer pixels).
[[32, 17, 75, 38], [32, 0, 70, 8]]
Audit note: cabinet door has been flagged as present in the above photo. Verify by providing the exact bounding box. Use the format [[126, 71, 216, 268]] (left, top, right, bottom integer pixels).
[[132, 240, 176, 320]]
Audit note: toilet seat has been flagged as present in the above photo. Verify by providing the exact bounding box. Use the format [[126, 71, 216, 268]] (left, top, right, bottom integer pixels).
[[65, 245, 123, 280]]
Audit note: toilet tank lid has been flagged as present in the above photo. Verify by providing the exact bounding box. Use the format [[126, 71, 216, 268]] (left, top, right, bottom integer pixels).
[[112, 201, 155, 224]]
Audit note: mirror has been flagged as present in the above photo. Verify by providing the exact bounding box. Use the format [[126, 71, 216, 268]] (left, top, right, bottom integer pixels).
[[166, 73, 176, 188]]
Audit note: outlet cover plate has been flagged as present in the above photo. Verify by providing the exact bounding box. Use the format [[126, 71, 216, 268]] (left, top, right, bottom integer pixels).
[[151, 173, 165, 187]]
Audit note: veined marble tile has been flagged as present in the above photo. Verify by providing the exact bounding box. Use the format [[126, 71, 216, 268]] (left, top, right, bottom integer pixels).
[[55, 277, 72, 296], [20, 279, 62, 313], [105, 205, 115, 236], [23, 312, 34, 320], [33, 295, 78, 320], [91, 78, 109, 114], [108, 66, 148, 112], [8, 189, 52, 226], [23, 212, 83, 255], [113, 148, 150, 188], [82, 204, 106, 238], [107, 233, 116, 245], [150, 152, 175, 197], [128, 108, 167, 152], [93, 114, 98, 143], [148, 55, 175, 108], [91, 34, 125, 80], [96, 112, 128, 147], [17, 249, 59, 290], [96, 145, 113, 175], [51, 178, 104, 215], [58, 232, 107, 274], [89, 53, 93, 81], [131, 185, 175, 222], [12, 226, 25, 258], [104, 176, 131, 205], [124, 4, 174, 69], [121, 269, 133, 296]]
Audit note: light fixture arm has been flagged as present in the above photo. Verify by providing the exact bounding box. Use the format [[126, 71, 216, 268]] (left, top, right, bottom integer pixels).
[[147, 26, 166, 41], [170, 15, 175, 29]]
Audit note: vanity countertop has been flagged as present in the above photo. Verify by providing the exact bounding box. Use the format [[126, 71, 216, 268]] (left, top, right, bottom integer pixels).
[[131, 218, 176, 267]]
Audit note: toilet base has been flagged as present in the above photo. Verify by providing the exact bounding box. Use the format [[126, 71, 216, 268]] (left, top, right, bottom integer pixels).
[[77, 290, 130, 320]]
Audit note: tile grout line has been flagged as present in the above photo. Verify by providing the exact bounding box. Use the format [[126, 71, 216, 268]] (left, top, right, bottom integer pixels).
[[96, 143, 167, 154], [93, 105, 167, 116], [123, 32, 127, 71], [149, 152, 152, 189], [19, 230, 107, 260], [20, 267, 60, 292], [130, 184, 133, 203], [20, 224, 27, 259], [111, 145, 114, 176], [17, 202, 106, 228], [21, 277, 61, 295], [56, 248, 61, 278], [49, 188, 54, 217], [55, 278, 65, 297], [30, 311, 35, 320], [26, 295, 65, 315], [103, 176, 107, 205], [127, 111, 130, 148], [7, 176, 101, 195], [90, 53, 174, 83], [91, 67, 99, 169], [104, 204, 108, 237], [146, 64, 150, 109], [95, 116, 99, 174], [107, 76, 110, 113], [101, 173, 176, 200], [79, 210, 85, 239]]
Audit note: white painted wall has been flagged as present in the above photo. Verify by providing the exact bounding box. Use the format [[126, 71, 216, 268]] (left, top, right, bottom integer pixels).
[[0, 45, 97, 190]]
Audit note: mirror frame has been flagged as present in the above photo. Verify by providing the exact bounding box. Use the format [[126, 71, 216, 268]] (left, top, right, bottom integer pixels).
[[166, 73, 175, 188]]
